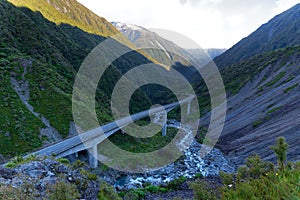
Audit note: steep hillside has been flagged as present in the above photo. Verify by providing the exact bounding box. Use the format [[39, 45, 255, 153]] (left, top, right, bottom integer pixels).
[[200, 46, 300, 165], [190, 3, 300, 167], [8, 0, 161, 65], [8, 0, 119, 37], [0, 0, 152, 158], [213, 3, 300, 69]]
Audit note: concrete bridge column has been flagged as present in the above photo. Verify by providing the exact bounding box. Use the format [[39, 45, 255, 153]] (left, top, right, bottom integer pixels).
[[88, 145, 98, 168], [162, 112, 167, 136], [187, 102, 191, 114]]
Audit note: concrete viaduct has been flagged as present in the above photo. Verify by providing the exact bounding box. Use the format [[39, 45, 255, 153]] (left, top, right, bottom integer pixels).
[[32, 96, 194, 168]]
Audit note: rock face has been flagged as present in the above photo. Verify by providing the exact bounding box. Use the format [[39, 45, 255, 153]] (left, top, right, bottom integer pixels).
[[201, 50, 300, 166], [0, 158, 99, 200]]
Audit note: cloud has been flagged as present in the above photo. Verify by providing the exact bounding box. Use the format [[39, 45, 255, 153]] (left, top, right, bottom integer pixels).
[[77, 0, 299, 48], [272, 0, 300, 15]]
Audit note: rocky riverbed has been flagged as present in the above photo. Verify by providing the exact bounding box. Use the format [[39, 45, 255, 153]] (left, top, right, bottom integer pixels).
[[94, 120, 235, 190]]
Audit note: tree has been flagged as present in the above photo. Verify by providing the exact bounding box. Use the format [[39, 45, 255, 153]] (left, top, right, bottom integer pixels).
[[270, 137, 288, 170]]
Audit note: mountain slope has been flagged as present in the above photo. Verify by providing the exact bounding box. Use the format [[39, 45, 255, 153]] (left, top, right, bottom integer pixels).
[[0, 0, 153, 158], [214, 46, 300, 165], [112, 22, 193, 66], [112, 22, 214, 77], [192, 4, 300, 166], [213, 3, 300, 69], [8, 0, 162, 66], [8, 0, 119, 37]]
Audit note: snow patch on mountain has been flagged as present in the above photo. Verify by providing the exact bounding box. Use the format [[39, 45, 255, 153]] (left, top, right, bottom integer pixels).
[[155, 41, 171, 60], [112, 22, 143, 31]]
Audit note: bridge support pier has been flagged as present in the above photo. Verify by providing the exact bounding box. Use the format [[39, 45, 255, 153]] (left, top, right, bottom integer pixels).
[[187, 102, 191, 114], [162, 112, 167, 136], [88, 145, 98, 168]]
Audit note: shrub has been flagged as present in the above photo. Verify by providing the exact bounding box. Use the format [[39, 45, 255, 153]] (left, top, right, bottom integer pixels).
[[239, 154, 274, 180], [122, 190, 143, 200], [189, 180, 217, 200], [144, 185, 160, 193], [5, 161, 17, 168], [98, 181, 121, 200], [72, 160, 85, 169], [48, 180, 80, 200], [166, 176, 186, 190], [270, 137, 288, 170], [222, 169, 300, 199], [57, 157, 70, 165], [267, 106, 282, 114], [220, 171, 234, 186], [284, 83, 299, 93], [79, 169, 98, 181], [189, 137, 299, 199], [253, 120, 262, 127], [4, 154, 38, 168]]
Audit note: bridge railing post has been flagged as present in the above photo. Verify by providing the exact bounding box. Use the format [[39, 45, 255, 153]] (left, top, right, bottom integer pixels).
[[88, 145, 98, 168]]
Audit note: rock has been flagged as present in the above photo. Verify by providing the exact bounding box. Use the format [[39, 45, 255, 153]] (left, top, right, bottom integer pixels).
[[17, 59, 32, 67], [11, 177, 23, 187], [0, 167, 17, 179], [26, 169, 47, 179], [54, 164, 68, 173], [81, 180, 99, 200], [0, 154, 4, 161], [1, 157, 100, 200], [4, 132, 10, 137]]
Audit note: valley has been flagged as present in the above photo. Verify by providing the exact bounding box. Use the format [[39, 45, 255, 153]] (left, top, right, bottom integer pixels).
[[0, 0, 299, 199]]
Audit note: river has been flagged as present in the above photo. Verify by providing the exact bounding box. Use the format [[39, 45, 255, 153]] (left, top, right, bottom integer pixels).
[[95, 119, 234, 190]]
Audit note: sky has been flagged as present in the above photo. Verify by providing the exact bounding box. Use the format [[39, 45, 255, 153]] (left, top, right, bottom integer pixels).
[[77, 0, 300, 49]]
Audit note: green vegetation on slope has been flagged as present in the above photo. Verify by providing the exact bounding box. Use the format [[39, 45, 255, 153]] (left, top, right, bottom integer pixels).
[[8, 0, 162, 65], [194, 46, 300, 118], [8, 0, 119, 37], [0, 0, 153, 157], [0, 58, 45, 157], [222, 47, 300, 95]]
